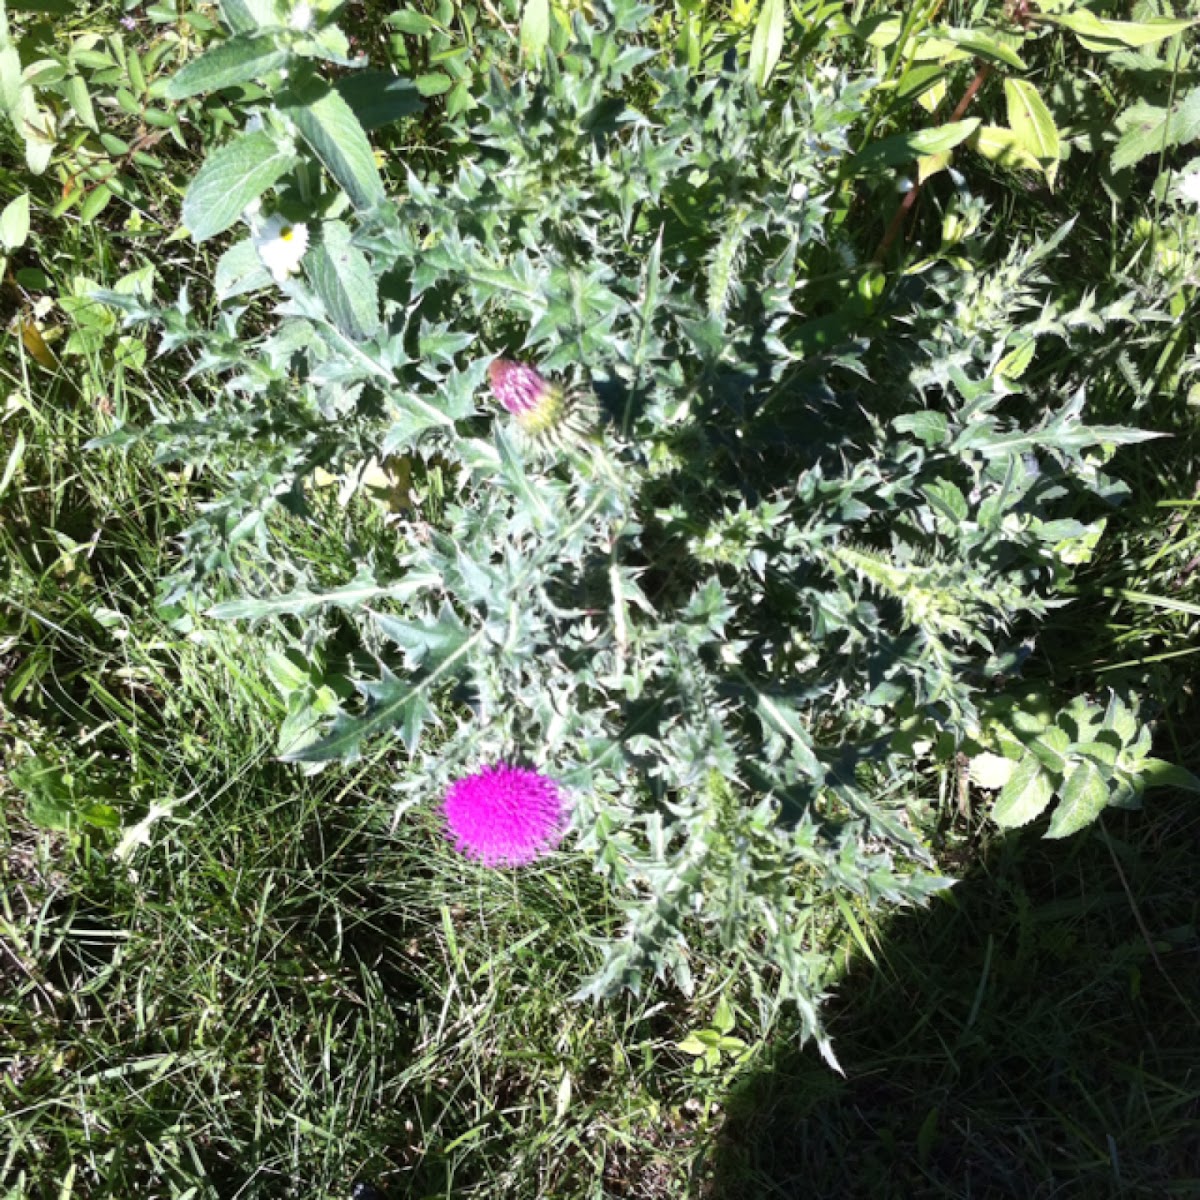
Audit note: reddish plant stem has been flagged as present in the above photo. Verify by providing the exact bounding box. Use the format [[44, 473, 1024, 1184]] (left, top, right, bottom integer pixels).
[[871, 63, 994, 265]]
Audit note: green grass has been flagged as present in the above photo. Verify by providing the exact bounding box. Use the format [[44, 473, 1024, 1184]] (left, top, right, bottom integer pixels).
[[0, 261, 731, 1198], [3, 2, 1200, 1198], [707, 789, 1200, 1198]]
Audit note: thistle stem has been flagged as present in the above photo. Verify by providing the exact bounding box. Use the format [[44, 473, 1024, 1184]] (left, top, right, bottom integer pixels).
[[871, 63, 993, 265]]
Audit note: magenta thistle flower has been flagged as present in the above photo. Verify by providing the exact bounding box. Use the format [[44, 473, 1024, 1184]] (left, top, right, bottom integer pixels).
[[488, 359, 564, 436], [441, 765, 569, 866]]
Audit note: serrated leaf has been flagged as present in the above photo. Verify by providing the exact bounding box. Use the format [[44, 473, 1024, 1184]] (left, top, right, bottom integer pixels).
[[627, 226, 663, 410], [1046, 759, 1109, 838], [264, 650, 311, 694], [520, 0, 550, 59], [1101, 693, 1138, 745], [418, 320, 474, 365], [380, 379, 465, 451], [279, 73, 385, 212], [754, 692, 824, 782], [1139, 758, 1200, 794], [374, 604, 471, 670], [921, 479, 968, 523], [1075, 740, 1119, 769], [294, 669, 436, 760], [893, 411, 948, 444], [298, 24, 355, 65], [956, 423, 1160, 457], [851, 119, 980, 171], [494, 425, 553, 525], [996, 338, 1036, 381], [290, 625, 481, 762], [992, 754, 1054, 828], [166, 33, 289, 98], [208, 570, 439, 620], [1028, 726, 1070, 775], [1112, 90, 1200, 172], [304, 219, 379, 340], [182, 129, 295, 242], [749, 0, 786, 90]]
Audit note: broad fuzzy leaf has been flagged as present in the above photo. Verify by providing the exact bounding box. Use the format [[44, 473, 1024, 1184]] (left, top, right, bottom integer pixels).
[[1113, 89, 1200, 172], [992, 754, 1054, 828], [166, 33, 289, 98], [1046, 759, 1109, 838], [279, 73, 386, 212], [335, 71, 423, 130], [182, 130, 295, 242], [304, 220, 380, 340]]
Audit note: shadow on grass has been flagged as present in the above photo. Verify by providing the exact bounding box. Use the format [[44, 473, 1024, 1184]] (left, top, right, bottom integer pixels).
[[705, 793, 1200, 1200]]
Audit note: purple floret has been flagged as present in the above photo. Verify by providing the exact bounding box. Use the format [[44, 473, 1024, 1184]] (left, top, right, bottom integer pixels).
[[441, 765, 568, 866]]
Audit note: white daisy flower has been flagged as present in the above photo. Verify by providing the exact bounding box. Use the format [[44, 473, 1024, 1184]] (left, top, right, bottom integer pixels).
[[1175, 166, 1200, 209], [288, 2, 315, 31], [254, 215, 309, 283]]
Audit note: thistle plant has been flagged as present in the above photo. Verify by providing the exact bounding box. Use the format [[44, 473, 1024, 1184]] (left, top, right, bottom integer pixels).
[[101, 0, 1169, 1055]]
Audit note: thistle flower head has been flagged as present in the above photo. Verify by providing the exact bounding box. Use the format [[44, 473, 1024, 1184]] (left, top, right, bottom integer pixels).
[[488, 359, 565, 436], [441, 764, 568, 867]]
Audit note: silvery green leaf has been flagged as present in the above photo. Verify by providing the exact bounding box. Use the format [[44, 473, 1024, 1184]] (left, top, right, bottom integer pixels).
[[182, 131, 295, 242], [166, 33, 289, 98], [304, 220, 380, 340], [992, 754, 1055, 829], [1046, 759, 1110, 838], [279, 72, 385, 212]]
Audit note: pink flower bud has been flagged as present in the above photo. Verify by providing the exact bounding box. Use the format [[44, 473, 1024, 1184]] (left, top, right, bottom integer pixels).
[[488, 359, 565, 436]]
